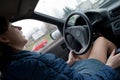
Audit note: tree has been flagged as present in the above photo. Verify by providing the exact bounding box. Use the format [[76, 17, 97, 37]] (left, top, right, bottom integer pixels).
[[44, 23, 57, 33], [62, 7, 74, 20]]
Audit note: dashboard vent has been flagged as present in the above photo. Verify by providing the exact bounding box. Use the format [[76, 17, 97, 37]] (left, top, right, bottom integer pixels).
[[111, 6, 120, 18]]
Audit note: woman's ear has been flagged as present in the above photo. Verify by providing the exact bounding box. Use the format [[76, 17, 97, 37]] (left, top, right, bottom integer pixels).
[[0, 35, 9, 43]]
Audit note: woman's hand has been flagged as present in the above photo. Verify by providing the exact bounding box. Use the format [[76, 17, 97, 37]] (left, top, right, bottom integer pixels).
[[106, 49, 120, 69], [67, 50, 80, 66]]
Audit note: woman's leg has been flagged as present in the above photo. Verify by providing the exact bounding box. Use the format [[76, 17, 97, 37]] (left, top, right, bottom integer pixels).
[[88, 37, 116, 63]]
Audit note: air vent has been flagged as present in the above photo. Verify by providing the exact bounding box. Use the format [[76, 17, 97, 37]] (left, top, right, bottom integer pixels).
[[111, 6, 120, 18]]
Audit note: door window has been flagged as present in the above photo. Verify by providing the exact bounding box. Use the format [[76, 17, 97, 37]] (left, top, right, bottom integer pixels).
[[12, 19, 60, 52]]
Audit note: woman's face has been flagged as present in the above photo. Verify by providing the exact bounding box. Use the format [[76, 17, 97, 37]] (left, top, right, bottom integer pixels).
[[0, 23, 28, 50]]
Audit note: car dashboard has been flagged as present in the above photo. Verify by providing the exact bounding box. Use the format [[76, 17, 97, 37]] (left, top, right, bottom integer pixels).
[[75, 0, 120, 47]]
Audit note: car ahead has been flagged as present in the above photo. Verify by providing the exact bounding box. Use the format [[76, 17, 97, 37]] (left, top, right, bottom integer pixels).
[[0, 0, 120, 74]]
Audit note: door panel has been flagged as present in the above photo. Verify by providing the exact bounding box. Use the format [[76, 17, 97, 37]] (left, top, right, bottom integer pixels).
[[40, 37, 69, 61]]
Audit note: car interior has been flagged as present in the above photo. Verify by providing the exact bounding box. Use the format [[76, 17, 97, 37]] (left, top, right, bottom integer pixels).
[[0, 0, 120, 75]]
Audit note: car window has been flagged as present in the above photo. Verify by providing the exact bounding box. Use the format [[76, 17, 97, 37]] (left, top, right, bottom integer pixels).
[[12, 19, 59, 52]]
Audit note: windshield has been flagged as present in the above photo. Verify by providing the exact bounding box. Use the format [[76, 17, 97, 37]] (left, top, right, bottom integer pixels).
[[35, 0, 106, 20]]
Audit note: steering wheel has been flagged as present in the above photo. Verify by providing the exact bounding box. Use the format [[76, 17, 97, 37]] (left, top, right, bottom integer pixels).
[[63, 12, 93, 55]]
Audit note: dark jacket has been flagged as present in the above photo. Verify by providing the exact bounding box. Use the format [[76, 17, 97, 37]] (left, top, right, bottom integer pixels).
[[1, 50, 120, 80]]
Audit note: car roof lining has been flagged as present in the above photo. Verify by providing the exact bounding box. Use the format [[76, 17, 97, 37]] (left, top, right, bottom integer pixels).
[[0, 0, 39, 17]]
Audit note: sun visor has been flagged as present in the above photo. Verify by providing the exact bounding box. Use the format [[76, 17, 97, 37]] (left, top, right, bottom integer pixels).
[[0, 0, 39, 17]]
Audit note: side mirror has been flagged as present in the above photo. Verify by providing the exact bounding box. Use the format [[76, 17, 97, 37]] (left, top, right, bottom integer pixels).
[[50, 30, 62, 40]]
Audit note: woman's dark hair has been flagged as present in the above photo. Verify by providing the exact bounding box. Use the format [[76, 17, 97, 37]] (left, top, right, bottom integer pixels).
[[0, 17, 12, 71], [0, 17, 9, 34], [0, 17, 10, 55]]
